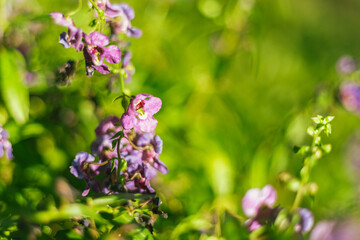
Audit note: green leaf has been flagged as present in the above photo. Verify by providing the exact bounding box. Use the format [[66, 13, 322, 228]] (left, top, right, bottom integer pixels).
[[121, 96, 128, 111], [111, 131, 124, 140], [0, 48, 29, 124], [113, 95, 123, 102], [89, 19, 97, 27], [119, 158, 127, 172], [325, 116, 334, 123], [112, 139, 117, 149], [311, 115, 322, 124], [306, 126, 314, 136], [113, 211, 134, 224], [129, 228, 154, 240]]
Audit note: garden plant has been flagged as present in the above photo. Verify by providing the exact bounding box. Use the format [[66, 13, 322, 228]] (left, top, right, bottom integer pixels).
[[1, 0, 360, 239]]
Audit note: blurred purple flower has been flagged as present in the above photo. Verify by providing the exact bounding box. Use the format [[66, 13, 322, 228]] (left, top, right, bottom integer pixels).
[[50, 12, 83, 51], [125, 178, 155, 193], [310, 219, 360, 240], [70, 152, 108, 196], [242, 185, 277, 218], [337, 56, 357, 74], [121, 94, 162, 133], [241, 185, 278, 232], [294, 208, 314, 233], [0, 126, 13, 160], [70, 152, 99, 179], [83, 32, 121, 75], [339, 81, 360, 115], [122, 51, 135, 82], [310, 221, 336, 240]]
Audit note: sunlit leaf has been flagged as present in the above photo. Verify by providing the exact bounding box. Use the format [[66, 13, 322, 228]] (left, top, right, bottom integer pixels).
[[0, 48, 29, 124]]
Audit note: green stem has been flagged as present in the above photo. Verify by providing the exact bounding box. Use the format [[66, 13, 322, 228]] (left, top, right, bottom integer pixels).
[[88, 0, 105, 32], [88, 0, 101, 13], [291, 178, 306, 211], [67, 0, 82, 16], [119, 71, 125, 95], [291, 130, 322, 211]]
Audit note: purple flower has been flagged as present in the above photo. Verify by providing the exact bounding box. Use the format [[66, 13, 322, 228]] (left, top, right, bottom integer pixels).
[[0, 126, 13, 160], [103, 2, 142, 38], [95, 116, 122, 137], [121, 94, 162, 133], [294, 208, 314, 233], [70, 152, 99, 179], [310, 219, 360, 240], [91, 134, 117, 161], [50, 12, 83, 51], [83, 32, 122, 75], [70, 152, 108, 196], [310, 221, 337, 240], [242, 185, 277, 218], [125, 178, 155, 193], [122, 51, 135, 82], [337, 56, 357, 74], [339, 81, 360, 115], [124, 150, 143, 173]]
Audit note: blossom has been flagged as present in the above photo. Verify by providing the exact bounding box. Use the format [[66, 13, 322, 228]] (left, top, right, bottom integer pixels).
[[122, 51, 135, 82], [339, 81, 360, 115], [136, 133, 168, 176], [70, 152, 99, 179], [70, 152, 106, 196], [310, 219, 360, 240], [0, 126, 13, 160], [121, 94, 162, 133], [91, 135, 117, 161], [102, 2, 142, 37], [94, 115, 122, 137], [242, 185, 277, 218], [83, 32, 121, 75], [125, 178, 155, 193], [337, 55, 357, 74], [294, 208, 314, 233], [241, 185, 278, 232], [50, 12, 83, 51]]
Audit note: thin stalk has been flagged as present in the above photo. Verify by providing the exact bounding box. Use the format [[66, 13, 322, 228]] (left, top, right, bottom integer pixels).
[[67, 0, 82, 16], [119, 71, 125, 95]]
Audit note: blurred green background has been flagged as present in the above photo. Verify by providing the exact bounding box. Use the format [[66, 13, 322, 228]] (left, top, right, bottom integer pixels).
[[1, 0, 360, 238]]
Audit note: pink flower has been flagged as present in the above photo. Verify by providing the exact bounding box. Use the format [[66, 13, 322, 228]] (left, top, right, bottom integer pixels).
[[242, 185, 277, 218], [121, 94, 162, 133], [83, 32, 121, 75]]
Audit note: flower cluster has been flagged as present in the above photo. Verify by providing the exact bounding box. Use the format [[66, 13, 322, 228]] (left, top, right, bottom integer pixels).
[[241, 185, 314, 234], [70, 94, 168, 196], [0, 125, 13, 160], [50, 0, 141, 76]]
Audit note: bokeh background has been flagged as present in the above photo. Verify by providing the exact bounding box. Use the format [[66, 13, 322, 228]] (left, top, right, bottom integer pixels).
[[1, 0, 360, 238]]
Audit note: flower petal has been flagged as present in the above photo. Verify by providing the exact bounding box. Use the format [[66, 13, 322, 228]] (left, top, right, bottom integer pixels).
[[89, 32, 109, 46], [93, 64, 110, 74], [104, 45, 121, 64]]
